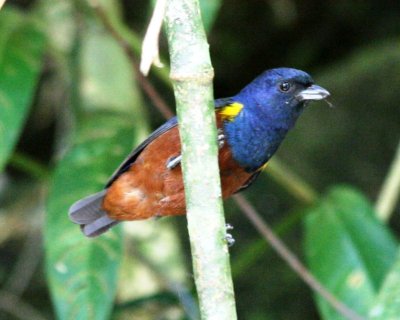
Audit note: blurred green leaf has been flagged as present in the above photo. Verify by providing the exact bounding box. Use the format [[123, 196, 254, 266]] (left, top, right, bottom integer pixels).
[[370, 248, 400, 320], [304, 186, 397, 319], [199, 0, 222, 32], [45, 14, 149, 319], [106, 0, 171, 85], [120, 218, 199, 319], [0, 8, 46, 172], [46, 114, 130, 320], [40, 0, 75, 55], [80, 31, 142, 113]]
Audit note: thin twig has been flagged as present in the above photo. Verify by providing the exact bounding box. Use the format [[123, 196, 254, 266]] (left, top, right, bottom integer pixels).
[[90, 1, 174, 119], [4, 230, 42, 296], [0, 291, 47, 320], [140, 0, 167, 75], [375, 141, 400, 222], [233, 193, 365, 320]]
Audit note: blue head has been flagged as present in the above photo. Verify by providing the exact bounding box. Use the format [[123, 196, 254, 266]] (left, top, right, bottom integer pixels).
[[222, 68, 330, 171]]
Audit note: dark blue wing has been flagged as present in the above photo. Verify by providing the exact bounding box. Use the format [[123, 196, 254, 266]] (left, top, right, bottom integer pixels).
[[215, 97, 233, 109], [105, 117, 178, 187]]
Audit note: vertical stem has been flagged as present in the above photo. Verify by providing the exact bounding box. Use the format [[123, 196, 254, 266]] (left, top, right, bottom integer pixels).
[[164, 0, 237, 319], [375, 141, 400, 222]]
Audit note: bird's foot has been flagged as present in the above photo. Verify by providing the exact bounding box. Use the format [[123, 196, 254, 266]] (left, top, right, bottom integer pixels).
[[217, 129, 225, 149], [166, 130, 225, 170], [224, 223, 235, 247], [225, 233, 235, 247], [166, 155, 182, 170]]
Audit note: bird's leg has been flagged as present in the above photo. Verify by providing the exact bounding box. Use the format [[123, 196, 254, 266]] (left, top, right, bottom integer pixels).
[[166, 155, 182, 170], [166, 130, 225, 170], [217, 128, 225, 148], [224, 223, 235, 247]]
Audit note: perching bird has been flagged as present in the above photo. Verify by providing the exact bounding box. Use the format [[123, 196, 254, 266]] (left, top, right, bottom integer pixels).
[[69, 68, 330, 237]]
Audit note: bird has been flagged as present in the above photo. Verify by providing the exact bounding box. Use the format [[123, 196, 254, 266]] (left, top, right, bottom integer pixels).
[[69, 67, 330, 237]]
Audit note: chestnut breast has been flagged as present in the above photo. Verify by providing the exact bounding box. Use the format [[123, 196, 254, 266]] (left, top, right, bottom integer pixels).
[[103, 119, 253, 221]]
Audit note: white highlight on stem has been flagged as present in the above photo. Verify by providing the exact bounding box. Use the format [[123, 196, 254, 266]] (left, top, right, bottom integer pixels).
[[375, 142, 400, 222], [0, 0, 6, 10], [140, 0, 167, 76]]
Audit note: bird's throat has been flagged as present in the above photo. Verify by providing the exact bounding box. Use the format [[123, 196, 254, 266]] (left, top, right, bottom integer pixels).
[[223, 111, 291, 172]]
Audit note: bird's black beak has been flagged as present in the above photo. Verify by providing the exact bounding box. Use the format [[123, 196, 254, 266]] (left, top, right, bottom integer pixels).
[[296, 84, 330, 102]]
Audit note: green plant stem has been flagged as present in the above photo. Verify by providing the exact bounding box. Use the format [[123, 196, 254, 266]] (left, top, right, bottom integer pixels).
[[375, 141, 400, 222], [267, 158, 318, 205], [164, 0, 237, 319]]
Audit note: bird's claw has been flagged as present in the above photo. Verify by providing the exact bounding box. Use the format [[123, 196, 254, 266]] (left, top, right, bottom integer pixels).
[[166, 155, 182, 170], [166, 130, 225, 170], [224, 223, 235, 247], [217, 129, 225, 149], [225, 233, 235, 247]]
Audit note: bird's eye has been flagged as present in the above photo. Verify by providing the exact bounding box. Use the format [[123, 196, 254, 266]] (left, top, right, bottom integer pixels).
[[279, 81, 291, 92]]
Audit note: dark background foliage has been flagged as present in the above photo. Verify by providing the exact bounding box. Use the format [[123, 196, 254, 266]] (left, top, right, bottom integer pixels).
[[1, 0, 400, 319]]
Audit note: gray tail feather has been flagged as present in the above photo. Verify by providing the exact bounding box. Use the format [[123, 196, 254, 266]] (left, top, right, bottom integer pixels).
[[69, 190, 120, 237]]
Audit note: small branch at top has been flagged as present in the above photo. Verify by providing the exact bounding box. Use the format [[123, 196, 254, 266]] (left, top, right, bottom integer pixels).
[[140, 0, 167, 75], [89, 0, 174, 119]]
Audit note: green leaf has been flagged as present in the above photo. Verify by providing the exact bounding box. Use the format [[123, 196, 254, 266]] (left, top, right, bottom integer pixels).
[[0, 8, 46, 172], [79, 30, 141, 113], [46, 114, 132, 320], [45, 17, 149, 319], [304, 186, 397, 319], [370, 249, 400, 320], [39, 0, 76, 54], [199, 0, 222, 32]]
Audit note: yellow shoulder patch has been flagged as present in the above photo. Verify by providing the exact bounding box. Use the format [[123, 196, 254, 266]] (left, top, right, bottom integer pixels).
[[219, 102, 244, 121], [258, 162, 268, 171]]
